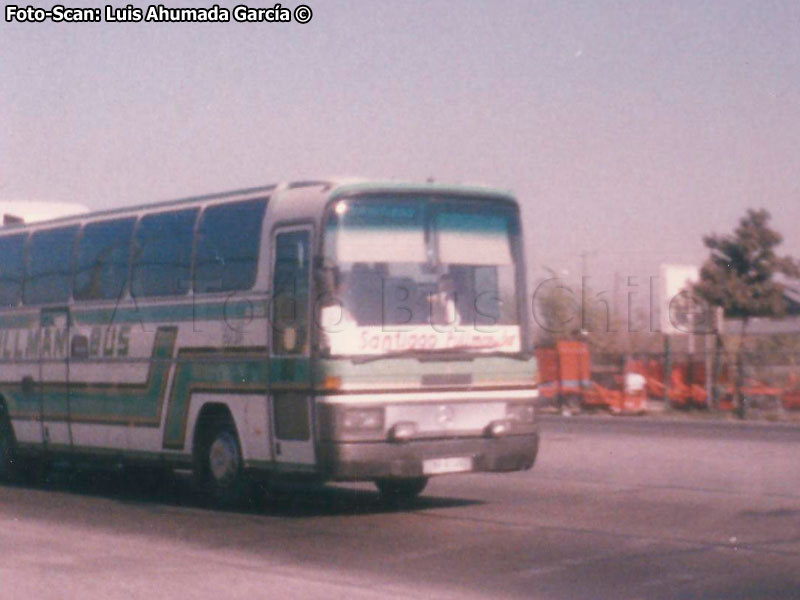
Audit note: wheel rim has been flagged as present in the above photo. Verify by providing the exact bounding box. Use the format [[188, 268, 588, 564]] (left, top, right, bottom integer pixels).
[[208, 433, 239, 484]]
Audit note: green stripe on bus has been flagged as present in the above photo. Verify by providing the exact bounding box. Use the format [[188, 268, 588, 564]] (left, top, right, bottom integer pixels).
[[75, 299, 267, 326], [0, 314, 37, 329], [0, 299, 267, 330], [269, 356, 311, 385], [161, 353, 268, 450], [0, 322, 297, 452], [159, 354, 311, 450], [2, 327, 177, 423]]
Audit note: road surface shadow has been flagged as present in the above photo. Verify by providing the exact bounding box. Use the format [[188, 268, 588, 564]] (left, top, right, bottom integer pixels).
[[739, 507, 800, 519], [4, 463, 482, 517]]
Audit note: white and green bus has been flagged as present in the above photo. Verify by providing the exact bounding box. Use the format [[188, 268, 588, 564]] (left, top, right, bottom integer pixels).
[[0, 179, 539, 503]]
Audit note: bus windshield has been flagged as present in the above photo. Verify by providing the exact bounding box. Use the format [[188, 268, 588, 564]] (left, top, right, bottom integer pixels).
[[318, 195, 523, 357]]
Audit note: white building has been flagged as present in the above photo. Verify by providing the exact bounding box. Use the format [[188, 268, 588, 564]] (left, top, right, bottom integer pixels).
[[1, 201, 89, 225]]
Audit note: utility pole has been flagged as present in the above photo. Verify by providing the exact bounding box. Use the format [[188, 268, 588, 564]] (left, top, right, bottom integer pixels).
[[579, 251, 590, 279], [578, 250, 597, 334]]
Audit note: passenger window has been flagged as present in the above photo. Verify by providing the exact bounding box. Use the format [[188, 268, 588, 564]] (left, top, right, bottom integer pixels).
[[272, 230, 310, 354], [0, 234, 28, 308], [131, 209, 198, 298], [74, 218, 135, 301], [24, 226, 79, 305], [194, 199, 267, 294]]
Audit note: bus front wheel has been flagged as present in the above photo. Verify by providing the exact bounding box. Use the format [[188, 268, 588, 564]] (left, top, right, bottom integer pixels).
[[196, 419, 246, 507], [375, 477, 428, 501]]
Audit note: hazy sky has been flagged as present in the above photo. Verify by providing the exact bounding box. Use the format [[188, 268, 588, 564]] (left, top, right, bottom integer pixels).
[[3, 0, 800, 297]]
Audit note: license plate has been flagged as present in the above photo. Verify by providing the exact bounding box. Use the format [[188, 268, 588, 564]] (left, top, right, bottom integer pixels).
[[422, 456, 472, 475]]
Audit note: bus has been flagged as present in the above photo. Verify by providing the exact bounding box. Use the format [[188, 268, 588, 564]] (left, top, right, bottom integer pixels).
[[0, 179, 539, 504]]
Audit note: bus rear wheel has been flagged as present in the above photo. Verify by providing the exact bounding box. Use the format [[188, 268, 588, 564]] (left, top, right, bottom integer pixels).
[[196, 419, 247, 507], [375, 477, 428, 501], [0, 412, 18, 483]]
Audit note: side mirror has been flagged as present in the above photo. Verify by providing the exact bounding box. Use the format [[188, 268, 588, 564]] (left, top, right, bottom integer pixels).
[[71, 334, 89, 360], [315, 261, 339, 293]]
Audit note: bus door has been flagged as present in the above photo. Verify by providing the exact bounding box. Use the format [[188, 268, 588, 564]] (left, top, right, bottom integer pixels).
[[38, 307, 72, 450], [269, 227, 315, 469]]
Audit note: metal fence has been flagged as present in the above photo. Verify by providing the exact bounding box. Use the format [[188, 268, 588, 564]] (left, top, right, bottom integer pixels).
[[596, 349, 800, 412]]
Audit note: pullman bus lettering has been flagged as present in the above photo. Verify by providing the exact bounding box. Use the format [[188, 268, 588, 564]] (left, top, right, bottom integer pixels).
[[0, 325, 131, 361]]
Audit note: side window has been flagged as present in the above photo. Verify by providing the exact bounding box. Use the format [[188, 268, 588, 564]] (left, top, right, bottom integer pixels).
[[272, 230, 310, 355], [24, 226, 79, 305], [131, 209, 198, 298], [194, 198, 267, 294], [0, 234, 27, 308], [74, 218, 135, 301]]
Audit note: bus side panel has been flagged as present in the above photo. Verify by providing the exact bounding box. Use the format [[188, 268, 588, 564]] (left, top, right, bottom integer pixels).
[[181, 393, 272, 464], [8, 418, 40, 447], [67, 323, 164, 453], [158, 316, 268, 447], [2, 364, 41, 447], [0, 313, 44, 448]]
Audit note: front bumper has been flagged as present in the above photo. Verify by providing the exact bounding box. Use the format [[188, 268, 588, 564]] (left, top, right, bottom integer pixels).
[[317, 431, 539, 481]]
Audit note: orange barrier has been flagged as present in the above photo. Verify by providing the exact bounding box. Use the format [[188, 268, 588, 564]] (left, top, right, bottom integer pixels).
[[535, 347, 561, 401], [632, 359, 708, 409], [536, 342, 647, 415], [717, 378, 787, 412], [541, 348, 800, 413], [536, 342, 800, 414], [782, 390, 800, 410], [583, 380, 647, 415]]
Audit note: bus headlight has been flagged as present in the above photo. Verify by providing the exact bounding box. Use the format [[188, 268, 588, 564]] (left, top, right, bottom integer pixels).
[[485, 419, 511, 437], [506, 402, 536, 423], [340, 407, 384, 431]]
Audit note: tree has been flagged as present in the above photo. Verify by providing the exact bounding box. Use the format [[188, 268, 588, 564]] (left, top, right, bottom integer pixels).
[[533, 276, 622, 351], [693, 209, 800, 417], [532, 277, 579, 347]]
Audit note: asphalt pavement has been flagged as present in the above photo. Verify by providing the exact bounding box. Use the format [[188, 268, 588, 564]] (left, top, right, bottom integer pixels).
[[1, 417, 799, 599]]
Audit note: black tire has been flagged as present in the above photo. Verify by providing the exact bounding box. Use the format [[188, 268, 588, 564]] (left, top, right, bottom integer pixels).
[[195, 418, 247, 508], [0, 412, 18, 483], [375, 477, 428, 501]]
